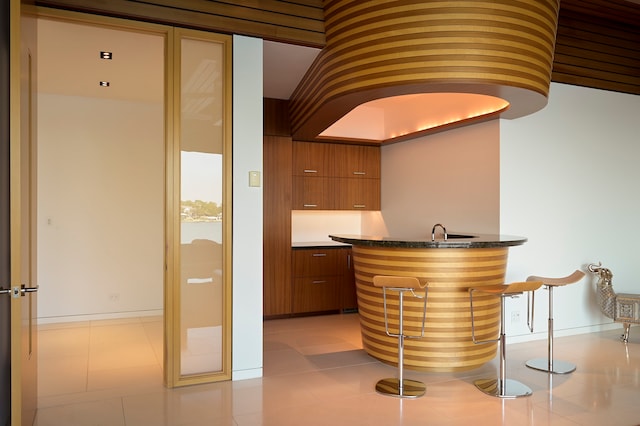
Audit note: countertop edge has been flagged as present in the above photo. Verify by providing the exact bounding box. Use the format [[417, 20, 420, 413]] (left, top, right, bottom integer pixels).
[[292, 241, 351, 249], [329, 234, 527, 249]]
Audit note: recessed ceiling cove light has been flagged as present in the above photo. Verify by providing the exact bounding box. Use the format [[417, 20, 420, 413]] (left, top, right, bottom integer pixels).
[[99, 81, 110, 87], [100, 51, 112, 59]]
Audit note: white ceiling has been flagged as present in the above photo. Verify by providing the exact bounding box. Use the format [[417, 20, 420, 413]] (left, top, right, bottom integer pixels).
[[37, 18, 320, 103], [263, 40, 320, 100]]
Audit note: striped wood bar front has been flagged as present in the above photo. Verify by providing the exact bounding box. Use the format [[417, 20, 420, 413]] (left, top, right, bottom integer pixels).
[[352, 245, 507, 372]]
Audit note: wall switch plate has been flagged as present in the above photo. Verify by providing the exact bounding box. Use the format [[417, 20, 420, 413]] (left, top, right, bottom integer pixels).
[[249, 171, 261, 187]]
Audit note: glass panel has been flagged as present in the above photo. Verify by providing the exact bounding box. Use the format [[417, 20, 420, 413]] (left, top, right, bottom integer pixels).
[[179, 38, 225, 376]]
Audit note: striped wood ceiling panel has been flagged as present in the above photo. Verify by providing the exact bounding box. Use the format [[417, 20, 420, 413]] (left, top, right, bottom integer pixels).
[[289, 0, 560, 141], [35, 0, 639, 96], [552, 0, 640, 95], [35, 0, 326, 46]]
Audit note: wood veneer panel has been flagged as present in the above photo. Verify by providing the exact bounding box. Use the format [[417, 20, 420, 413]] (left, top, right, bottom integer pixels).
[[264, 98, 290, 137], [263, 135, 292, 316], [351, 245, 509, 372], [36, 0, 326, 46], [552, 1, 640, 96]]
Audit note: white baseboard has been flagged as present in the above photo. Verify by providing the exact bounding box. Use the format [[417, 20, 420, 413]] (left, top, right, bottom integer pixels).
[[37, 309, 163, 324], [507, 322, 622, 344], [232, 367, 263, 381]]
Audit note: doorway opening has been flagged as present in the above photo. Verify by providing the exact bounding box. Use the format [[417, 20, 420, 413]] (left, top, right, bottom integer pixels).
[[36, 16, 165, 398]]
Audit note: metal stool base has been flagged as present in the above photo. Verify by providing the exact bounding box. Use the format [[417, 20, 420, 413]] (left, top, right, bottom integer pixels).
[[526, 358, 576, 374], [474, 378, 533, 398], [375, 378, 426, 398]]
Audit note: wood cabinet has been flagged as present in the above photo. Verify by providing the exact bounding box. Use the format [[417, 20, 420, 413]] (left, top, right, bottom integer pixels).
[[291, 247, 356, 314], [292, 141, 381, 210], [264, 100, 363, 317], [335, 177, 381, 210], [332, 143, 381, 178], [292, 176, 332, 210], [293, 141, 333, 177]]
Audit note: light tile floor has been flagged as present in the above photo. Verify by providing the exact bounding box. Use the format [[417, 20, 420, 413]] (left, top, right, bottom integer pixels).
[[36, 314, 640, 425]]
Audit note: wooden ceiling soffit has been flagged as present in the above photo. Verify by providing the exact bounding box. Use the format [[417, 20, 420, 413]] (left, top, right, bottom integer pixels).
[[289, 0, 561, 143], [35, 0, 326, 47]]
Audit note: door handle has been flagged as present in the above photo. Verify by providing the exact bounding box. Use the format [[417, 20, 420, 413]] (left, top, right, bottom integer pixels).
[[0, 285, 38, 298], [21, 284, 39, 295]]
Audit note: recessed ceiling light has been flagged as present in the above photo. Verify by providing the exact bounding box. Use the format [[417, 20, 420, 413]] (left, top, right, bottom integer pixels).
[[99, 81, 110, 87], [100, 51, 112, 60]]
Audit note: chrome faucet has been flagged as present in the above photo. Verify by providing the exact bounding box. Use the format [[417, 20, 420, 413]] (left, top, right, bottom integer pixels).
[[431, 223, 447, 241]]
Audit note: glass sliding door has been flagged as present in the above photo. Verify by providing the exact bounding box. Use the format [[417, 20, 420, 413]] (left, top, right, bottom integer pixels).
[[166, 29, 232, 386]]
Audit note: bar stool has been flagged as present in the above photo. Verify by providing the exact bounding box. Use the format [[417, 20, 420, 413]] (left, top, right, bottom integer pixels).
[[525, 270, 585, 374], [372, 275, 428, 398], [469, 281, 542, 398]]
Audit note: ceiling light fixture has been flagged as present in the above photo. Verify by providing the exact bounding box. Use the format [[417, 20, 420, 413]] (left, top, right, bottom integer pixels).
[[100, 51, 112, 60], [99, 81, 110, 87]]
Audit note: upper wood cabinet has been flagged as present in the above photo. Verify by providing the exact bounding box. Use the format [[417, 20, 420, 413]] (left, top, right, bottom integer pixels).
[[292, 141, 381, 210], [293, 141, 333, 177], [292, 176, 332, 210], [332, 144, 380, 178]]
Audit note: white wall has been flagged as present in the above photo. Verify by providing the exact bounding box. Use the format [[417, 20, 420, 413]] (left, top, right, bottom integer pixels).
[[37, 94, 164, 321], [501, 82, 640, 339], [358, 83, 640, 342], [232, 35, 263, 380], [365, 120, 500, 237]]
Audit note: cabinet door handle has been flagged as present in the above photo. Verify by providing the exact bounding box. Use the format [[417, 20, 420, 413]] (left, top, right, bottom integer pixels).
[[353, 204, 366, 209], [312, 253, 327, 257], [312, 280, 327, 284], [303, 204, 318, 208], [352, 171, 366, 175], [303, 169, 318, 173]]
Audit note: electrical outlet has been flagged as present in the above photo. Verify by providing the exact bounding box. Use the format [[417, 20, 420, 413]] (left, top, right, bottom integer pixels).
[[109, 293, 120, 302], [511, 311, 521, 324]]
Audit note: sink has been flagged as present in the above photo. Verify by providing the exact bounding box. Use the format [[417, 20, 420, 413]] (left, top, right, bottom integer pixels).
[[445, 233, 475, 239]]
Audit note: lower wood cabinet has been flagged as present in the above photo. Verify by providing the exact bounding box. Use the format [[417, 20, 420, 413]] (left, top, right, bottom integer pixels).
[[292, 246, 356, 314]]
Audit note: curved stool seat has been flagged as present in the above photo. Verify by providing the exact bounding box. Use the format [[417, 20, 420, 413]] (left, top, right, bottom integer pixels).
[[372, 275, 428, 398], [469, 281, 542, 398], [525, 270, 585, 374]]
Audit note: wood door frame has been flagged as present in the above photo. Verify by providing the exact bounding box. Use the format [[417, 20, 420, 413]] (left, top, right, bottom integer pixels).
[[32, 6, 234, 390]]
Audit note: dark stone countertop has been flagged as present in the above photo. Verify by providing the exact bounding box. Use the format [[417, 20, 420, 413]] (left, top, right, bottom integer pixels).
[[292, 241, 351, 249], [329, 233, 527, 249]]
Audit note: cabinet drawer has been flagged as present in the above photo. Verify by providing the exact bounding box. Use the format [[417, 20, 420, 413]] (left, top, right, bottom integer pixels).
[[292, 248, 343, 276], [292, 276, 342, 313]]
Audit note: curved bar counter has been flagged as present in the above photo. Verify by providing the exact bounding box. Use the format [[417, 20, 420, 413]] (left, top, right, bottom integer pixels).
[[329, 233, 526, 372]]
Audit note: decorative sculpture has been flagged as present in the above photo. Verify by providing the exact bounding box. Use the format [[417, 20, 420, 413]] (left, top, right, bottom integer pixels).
[[588, 263, 640, 343]]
